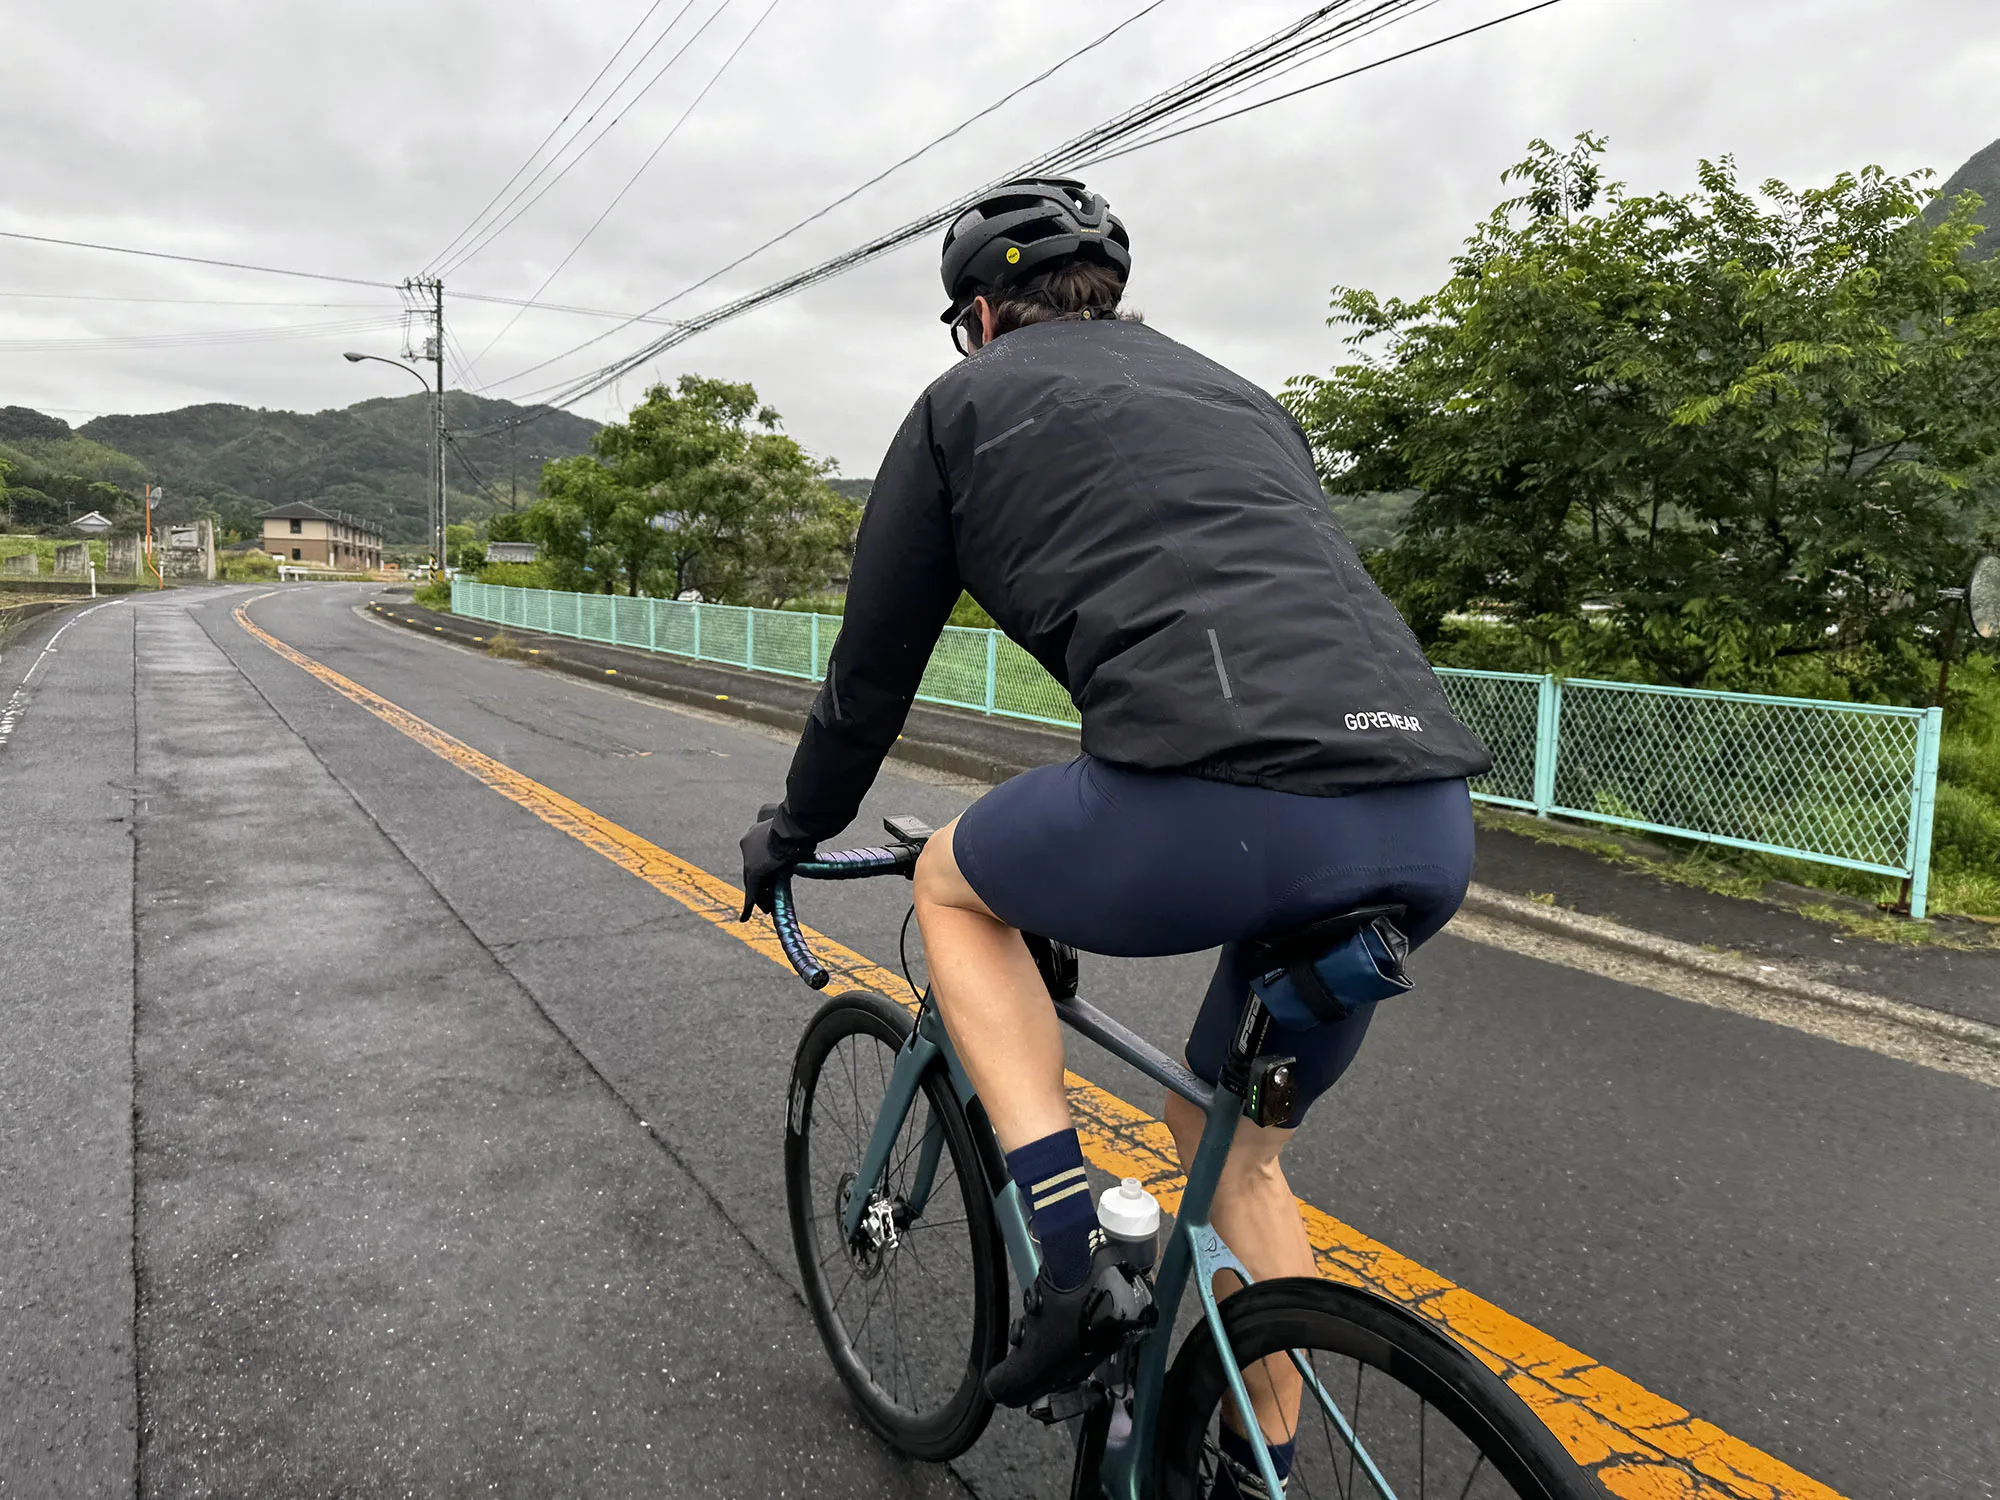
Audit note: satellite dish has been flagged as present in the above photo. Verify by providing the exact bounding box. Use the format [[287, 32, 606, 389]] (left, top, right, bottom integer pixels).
[[1972, 553, 2000, 641]]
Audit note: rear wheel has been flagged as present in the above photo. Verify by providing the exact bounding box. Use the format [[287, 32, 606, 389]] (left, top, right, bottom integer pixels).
[[785, 989, 1009, 1462], [1156, 1277, 1603, 1499]]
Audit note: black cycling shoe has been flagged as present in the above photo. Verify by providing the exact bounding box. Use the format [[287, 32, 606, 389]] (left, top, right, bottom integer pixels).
[[984, 1240, 1155, 1408]]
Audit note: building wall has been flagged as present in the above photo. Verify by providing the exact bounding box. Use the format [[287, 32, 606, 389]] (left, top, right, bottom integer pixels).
[[261, 517, 382, 571]]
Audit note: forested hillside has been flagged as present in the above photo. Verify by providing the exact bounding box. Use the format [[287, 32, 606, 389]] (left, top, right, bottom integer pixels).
[[79, 393, 599, 542]]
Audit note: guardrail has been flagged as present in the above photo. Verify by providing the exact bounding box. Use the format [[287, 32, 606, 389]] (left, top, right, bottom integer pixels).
[[452, 580, 1946, 917], [279, 566, 380, 583]]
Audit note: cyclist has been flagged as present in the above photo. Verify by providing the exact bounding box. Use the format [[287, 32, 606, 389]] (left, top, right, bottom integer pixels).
[[743, 178, 1490, 1490]]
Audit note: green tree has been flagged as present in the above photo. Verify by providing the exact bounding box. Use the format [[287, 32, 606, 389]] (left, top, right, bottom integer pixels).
[[1285, 135, 2000, 695], [525, 375, 857, 602]]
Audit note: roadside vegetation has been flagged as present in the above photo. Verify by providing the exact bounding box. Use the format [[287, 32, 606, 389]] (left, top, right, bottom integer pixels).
[[1284, 136, 2000, 922], [0, 533, 109, 569]]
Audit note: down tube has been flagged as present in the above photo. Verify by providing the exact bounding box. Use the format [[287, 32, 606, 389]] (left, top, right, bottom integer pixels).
[[918, 1003, 1040, 1290]]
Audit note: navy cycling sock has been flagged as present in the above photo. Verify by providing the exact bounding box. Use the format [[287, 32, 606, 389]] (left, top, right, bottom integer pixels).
[[1005, 1130, 1097, 1291], [1214, 1427, 1296, 1498]]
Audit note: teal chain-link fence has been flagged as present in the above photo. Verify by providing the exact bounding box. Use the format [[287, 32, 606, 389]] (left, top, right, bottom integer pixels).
[[452, 581, 1946, 916]]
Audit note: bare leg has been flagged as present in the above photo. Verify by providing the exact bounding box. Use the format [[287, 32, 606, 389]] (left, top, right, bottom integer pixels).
[[1165, 1092, 1311, 1445], [913, 818, 1071, 1153]]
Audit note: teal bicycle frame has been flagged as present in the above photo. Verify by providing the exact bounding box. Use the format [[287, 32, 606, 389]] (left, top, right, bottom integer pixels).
[[835, 985, 1300, 1500]]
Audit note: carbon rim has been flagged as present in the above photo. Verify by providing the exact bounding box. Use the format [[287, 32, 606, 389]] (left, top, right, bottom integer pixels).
[[790, 998, 999, 1451], [1159, 1279, 1599, 1500]]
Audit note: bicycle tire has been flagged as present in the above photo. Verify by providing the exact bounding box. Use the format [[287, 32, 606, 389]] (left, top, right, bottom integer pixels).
[[1155, 1277, 1602, 1500], [785, 989, 1009, 1462]]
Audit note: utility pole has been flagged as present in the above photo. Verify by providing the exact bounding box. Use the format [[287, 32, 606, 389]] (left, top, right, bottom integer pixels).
[[400, 275, 447, 577], [432, 277, 446, 575], [508, 419, 518, 511]]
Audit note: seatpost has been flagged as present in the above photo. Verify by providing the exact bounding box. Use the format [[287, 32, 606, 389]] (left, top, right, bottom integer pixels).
[[1218, 986, 1273, 1098]]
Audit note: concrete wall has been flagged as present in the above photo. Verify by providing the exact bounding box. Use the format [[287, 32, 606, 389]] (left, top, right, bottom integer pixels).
[[53, 543, 88, 577], [160, 520, 214, 582], [2, 552, 39, 577], [105, 536, 141, 578]]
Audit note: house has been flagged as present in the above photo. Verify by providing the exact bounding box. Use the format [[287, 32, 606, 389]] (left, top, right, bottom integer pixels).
[[260, 502, 383, 571]]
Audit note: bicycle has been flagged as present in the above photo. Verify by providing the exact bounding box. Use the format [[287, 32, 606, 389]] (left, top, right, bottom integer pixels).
[[769, 814, 1601, 1500]]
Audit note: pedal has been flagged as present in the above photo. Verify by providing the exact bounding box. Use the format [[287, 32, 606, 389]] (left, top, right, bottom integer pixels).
[[1243, 1054, 1299, 1129], [1027, 1382, 1097, 1425]]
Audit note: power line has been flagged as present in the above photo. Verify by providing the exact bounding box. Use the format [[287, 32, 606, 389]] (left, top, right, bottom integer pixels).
[[1088, 0, 1446, 159], [509, 0, 1570, 417], [0, 292, 393, 308], [1081, 0, 1570, 167], [0, 229, 399, 289], [0, 316, 405, 353], [450, 290, 689, 326], [501, 0, 1437, 409], [444, 431, 508, 508], [461, 0, 787, 380], [434, 0, 724, 277], [0, 229, 688, 327], [424, 0, 680, 276], [481, 0, 1177, 394]]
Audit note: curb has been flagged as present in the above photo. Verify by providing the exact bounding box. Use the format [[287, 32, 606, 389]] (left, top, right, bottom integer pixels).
[[0, 597, 82, 644], [1458, 884, 2000, 1052], [363, 598, 1076, 789]]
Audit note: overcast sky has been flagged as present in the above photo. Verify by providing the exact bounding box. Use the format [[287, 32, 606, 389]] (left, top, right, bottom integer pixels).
[[5, 0, 1996, 477]]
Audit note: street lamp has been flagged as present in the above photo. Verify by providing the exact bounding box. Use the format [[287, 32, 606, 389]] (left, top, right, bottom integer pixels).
[[342, 350, 445, 578]]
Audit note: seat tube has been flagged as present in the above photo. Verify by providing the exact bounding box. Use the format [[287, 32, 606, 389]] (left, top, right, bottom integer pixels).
[[1114, 1074, 1247, 1500]]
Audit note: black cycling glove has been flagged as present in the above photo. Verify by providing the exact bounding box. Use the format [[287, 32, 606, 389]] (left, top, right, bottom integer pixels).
[[739, 804, 816, 921]]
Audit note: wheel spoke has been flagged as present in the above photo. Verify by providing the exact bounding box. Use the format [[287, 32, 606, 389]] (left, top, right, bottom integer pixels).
[[1453, 1452, 1486, 1500]]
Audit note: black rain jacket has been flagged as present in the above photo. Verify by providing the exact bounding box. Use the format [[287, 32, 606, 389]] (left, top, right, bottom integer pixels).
[[776, 319, 1490, 842]]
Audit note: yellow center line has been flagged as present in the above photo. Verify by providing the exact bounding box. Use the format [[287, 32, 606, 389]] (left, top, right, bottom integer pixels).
[[238, 597, 1844, 1500]]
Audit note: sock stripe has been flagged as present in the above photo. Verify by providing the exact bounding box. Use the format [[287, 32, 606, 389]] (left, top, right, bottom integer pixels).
[[1029, 1165, 1087, 1197], [1031, 1180, 1093, 1210]]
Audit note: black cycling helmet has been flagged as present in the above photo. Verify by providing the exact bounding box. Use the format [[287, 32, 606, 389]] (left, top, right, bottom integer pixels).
[[938, 177, 1131, 323]]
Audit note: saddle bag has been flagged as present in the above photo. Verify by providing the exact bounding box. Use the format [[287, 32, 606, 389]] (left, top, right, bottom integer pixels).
[[1243, 907, 1413, 1030]]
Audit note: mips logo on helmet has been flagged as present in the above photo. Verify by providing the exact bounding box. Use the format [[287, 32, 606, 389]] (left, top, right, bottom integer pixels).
[[1345, 710, 1423, 733]]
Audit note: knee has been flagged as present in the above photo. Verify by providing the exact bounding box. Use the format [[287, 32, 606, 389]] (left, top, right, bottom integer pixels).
[[913, 819, 975, 914]]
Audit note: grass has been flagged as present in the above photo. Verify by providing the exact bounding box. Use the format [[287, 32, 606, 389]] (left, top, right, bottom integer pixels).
[[0, 534, 110, 572], [413, 579, 452, 611], [1473, 804, 1996, 949], [217, 552, 279, 582]]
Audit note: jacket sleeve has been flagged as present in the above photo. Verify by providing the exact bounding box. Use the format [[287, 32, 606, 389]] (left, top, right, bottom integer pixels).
[[776, 395, 962, 843]]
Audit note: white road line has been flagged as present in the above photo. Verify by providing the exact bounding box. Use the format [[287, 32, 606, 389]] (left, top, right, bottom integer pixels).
[[0, 599, 119, 752]]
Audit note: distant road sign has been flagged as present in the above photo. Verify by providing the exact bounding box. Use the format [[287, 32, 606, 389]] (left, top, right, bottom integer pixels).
[[72, 510, 113, 534]]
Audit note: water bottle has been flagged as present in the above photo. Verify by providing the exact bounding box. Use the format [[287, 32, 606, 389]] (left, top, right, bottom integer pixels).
[[1097, 1177, 1161, 1274]]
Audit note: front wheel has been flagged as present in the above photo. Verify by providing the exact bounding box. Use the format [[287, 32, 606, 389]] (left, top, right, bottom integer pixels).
[[785, 989, 1009, 1462], [1156, 1277, 1603, 1499]]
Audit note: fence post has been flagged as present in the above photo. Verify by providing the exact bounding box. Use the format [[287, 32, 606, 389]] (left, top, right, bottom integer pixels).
[[1907, 706, 1944, 921], [810, 612, 820, 678], [745, 608, 757, 669], [648, 597, 657, 652], [985, 631, 998, 714], [692, 602, 703, 661], [1532, 675, 1562, 817]]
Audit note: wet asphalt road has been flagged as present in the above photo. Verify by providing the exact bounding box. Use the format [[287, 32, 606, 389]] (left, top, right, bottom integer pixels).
[[2, 584, 1995, 1499]]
